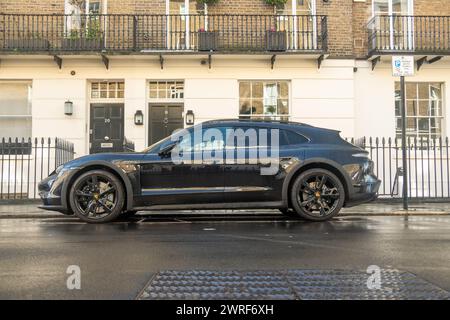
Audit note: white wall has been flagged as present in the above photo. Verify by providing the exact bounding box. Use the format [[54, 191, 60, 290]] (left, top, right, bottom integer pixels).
[[9, 55, 446, 156], [355, 58, 450, 139], [32, 78, 86, 155]]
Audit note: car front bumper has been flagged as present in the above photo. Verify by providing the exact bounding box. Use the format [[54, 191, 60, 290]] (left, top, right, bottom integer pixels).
[[38, 173, 70, 214]]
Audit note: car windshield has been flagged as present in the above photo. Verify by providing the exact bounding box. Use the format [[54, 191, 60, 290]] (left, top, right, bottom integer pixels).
[[141, 136, 172, 153]]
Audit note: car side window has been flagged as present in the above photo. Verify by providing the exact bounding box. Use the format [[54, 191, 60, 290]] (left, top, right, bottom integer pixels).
[[280, 130, 309, 146], [178, 126, 229, 153]]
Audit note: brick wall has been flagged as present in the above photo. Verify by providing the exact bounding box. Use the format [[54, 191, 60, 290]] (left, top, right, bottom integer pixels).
[[1, 0, 448, 58], [352, 0, 372, 58], [317, 1, 354, 58], [207, 0, 272, 15], [415, 0, 450, 16], [0, 0, 63, 14]]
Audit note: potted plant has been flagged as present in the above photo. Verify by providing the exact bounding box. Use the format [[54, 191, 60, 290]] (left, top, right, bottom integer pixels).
[[5, 33, 50, 51], [196, 0, 219, 6], [263, 0, 288, 13], [195, 0, 219, 51], [266, 26, 287, 52], [263, 1, 288, 51], [62, 20, 103, 51], [198, 27, 218, 51]]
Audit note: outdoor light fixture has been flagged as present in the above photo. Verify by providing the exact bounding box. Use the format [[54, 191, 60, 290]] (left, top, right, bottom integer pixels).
[[134, 110, 144, 125], [64, 100, 73, 115], [185, 110, 195, 125]]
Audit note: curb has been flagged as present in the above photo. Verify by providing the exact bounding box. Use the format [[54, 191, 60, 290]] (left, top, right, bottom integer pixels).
[[0, 211, 449, 219]]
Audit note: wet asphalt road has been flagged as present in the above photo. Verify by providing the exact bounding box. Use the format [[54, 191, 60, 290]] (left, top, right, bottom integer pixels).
[[1, 213, 450, 299]]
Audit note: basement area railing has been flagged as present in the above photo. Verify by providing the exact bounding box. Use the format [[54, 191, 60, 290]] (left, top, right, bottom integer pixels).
[[348, 137, 450, 200], [0, 138, 75, 200]]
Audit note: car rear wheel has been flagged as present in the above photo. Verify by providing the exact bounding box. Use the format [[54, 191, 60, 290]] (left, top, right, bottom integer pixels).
[[69, 170, 125, 223], [290, 168, 345, 221]]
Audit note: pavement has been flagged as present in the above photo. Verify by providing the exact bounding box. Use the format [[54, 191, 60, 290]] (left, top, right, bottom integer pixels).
[[0, 202, 449, 299], [0, 200, 450, 218]]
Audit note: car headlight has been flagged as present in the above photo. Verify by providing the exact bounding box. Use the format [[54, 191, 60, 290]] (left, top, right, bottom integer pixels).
[[55, 165, 64, 175], [55, 165, 71, 177]]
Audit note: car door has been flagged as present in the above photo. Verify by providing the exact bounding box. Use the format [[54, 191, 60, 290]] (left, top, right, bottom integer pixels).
[[223, 126, 307, 203], [138, 125, 226, 206]]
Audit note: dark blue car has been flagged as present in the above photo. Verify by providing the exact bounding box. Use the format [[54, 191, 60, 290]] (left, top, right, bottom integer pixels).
[[38, 119, 380, 223]]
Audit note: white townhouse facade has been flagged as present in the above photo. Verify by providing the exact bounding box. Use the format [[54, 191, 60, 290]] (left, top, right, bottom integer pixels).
[[0, 0, 449, 157]]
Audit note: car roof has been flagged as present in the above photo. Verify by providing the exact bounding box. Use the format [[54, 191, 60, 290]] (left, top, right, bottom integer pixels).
[[201, 119, 343, 144], [202, 119, 313, 129]]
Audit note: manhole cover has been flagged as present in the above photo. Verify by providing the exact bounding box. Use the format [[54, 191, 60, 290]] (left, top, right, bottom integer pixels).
[[137, 269, 450, 300]]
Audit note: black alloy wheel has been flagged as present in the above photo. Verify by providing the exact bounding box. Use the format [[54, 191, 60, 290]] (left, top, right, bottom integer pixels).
[[69, 170, 124, 223], [290, 168, 345, 221]]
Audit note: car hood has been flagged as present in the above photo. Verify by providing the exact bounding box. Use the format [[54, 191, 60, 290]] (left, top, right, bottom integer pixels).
[[61, 152, 144, 169]]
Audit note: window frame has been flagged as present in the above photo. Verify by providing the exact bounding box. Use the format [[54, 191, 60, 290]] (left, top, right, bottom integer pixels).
[[0, 81, 32, 139], [395, 81, 445, 141], [148, 80, 185, 101], [238, 80, 290, 121], [89, 80, 125, 101]]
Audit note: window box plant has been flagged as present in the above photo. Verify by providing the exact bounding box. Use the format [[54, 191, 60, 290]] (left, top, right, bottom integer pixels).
[[62, 20, 103, 51], [4, 34, 50, 51], [198, 27, 218, 51], [266, 27, 287, 52]]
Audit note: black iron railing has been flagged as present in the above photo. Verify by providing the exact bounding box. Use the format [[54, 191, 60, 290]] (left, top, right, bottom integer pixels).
[[368, 15, 450, 55], [0, 14, 327, 53], [0, 138, 75, 200], [348, 137, 450, 199]]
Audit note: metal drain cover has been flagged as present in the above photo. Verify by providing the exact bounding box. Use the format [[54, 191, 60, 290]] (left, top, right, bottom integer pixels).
[[137, 269, 450, 300]]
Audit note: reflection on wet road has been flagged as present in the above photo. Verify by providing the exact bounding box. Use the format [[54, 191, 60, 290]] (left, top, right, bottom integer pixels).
[[0, 214, 449, 299]]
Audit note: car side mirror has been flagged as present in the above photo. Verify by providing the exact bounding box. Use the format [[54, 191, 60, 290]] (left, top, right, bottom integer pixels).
[[158, 142, 177, 158]]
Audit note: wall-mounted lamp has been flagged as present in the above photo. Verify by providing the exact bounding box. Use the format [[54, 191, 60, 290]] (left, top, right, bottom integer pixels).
[[185, 110, 195, 125], [64, 100, 73, 115], [134, 110, 144, 125]]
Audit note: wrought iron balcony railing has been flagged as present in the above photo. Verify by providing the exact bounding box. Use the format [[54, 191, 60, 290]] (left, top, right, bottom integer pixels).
[[0, 14, 327, 54], [368, 15, 450, 55]]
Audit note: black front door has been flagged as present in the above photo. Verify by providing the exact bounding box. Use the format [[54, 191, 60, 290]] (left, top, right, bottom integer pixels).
[[90, 103, 124, 154], [148, 104, 184, 145]]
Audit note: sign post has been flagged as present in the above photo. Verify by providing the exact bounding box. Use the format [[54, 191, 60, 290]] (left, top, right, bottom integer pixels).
[[392, 56, 414, 210]]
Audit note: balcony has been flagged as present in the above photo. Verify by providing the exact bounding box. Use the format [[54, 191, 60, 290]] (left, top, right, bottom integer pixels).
[[368, 15, 450, 56], [0, 14, 327, 55]]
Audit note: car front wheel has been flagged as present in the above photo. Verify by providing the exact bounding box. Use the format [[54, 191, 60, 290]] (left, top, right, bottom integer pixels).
[[290, 168, 345, 221], [69, 170, 125, 223]]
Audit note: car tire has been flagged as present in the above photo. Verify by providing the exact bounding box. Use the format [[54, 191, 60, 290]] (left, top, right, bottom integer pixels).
[[290, 168, 345, 221], [69, 170, 125, 223]]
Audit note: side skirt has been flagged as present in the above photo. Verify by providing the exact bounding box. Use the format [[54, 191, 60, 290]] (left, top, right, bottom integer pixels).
[[133, 201, 285, 211]]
